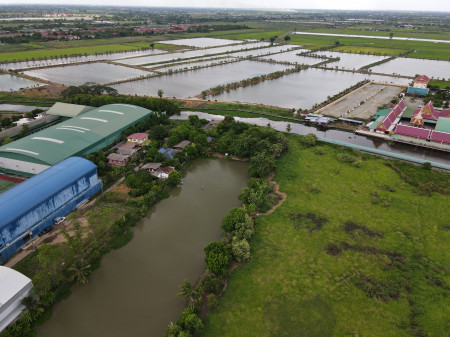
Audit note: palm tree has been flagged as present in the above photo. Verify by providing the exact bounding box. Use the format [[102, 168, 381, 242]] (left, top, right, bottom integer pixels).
[[157, 89, 164, 98], [68, 259, 91, 285], [177, 279, 194, 302]]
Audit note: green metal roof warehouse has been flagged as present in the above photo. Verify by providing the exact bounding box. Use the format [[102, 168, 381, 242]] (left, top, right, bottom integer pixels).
[[0, 103, 153, 176]]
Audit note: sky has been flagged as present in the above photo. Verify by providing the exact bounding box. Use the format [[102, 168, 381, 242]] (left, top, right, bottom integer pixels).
[[1, 0, 449, 12]]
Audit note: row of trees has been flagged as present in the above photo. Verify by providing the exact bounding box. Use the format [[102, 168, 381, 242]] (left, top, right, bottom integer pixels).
[[165, 117, 288, 336]]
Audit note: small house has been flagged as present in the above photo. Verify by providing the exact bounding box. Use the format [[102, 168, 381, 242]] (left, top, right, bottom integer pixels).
[[141, 162, 162, 173], [117, 147, 140, 157], [107, 153, 130, 166], [412, 75, 430, 89], [156, 166, 175, 179], [126, 133, 149, 144], [173, 140, 191, 151], [158, 148, 179, 160]]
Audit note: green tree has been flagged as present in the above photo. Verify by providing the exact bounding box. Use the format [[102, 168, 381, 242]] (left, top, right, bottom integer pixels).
[[68, 258, 91, 285], [204, 241, 230, 275], [269, 36, 276, 44], [231, 237, 250, 262], [158, 89, 164, 98], [150, 43, 155, 49], [284, 35, 291, 42], [178, 279, 195, 302], [286, 123, 291, 133], [248, 152, 276, 178], [168, 170, 181, 186]]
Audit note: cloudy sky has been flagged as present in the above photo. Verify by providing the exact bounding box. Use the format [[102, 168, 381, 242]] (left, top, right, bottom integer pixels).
[[1, 0, 449, 12]]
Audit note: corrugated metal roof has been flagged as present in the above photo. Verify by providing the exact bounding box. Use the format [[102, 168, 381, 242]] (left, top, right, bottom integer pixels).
[[46, 102, 94, 117], [0, 104, 153, 166], [407, 87, 429, 96], [0, 157, 97, 228], [435, 117, 450, 133]]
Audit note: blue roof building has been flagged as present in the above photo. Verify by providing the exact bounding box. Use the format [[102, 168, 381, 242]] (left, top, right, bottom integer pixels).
[[158, 148, 179, 160], [407, 87, 429, 96], [0, 157, 103, 264]]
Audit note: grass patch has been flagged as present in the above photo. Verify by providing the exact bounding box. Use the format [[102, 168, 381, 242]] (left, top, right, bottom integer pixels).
[[333, 45, 408, 57], [202, 136, 449, 337], [429, 79, 450, 89]]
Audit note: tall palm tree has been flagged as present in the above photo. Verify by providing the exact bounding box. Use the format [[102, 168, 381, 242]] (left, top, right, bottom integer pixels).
[[68, 259, 91, 285]]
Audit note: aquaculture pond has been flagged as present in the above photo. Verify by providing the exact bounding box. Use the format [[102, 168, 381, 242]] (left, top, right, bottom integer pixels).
[[312, 51, 389, 70], [209, 68, 410, 109], [36, 158, 249, 337], [0, 104, 49, 112], [258, 49, 325, 65], [229, 45, 299, 58], [369, 57, 450, 79], [151, 57, 236, 72], [157, 37, 244, 48], [0, 49, 166, 70], [0, 74, 42, 91], [112, 60, 293, 98], [116, 42, 270, 66], [23, 62, 150, 86]]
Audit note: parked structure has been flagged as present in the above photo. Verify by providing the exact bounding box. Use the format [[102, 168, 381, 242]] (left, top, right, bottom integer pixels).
[[0, 157, 103, 264], [0, 104, 154, 176], [45, 102, 94, 118], [0, 266, 32, 332]]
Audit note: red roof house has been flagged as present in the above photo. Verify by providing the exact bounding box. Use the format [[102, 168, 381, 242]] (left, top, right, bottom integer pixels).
[[127, 133, 149, 144], [413, 75, 430, 89]]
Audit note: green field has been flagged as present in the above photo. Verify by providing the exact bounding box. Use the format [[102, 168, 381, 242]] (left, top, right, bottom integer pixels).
[[0, 179, 17, 193], [428, 79, 450, 89], [286, 34, 450, 60], [202, 138, 449, 337], [333, 45, 408, 57]]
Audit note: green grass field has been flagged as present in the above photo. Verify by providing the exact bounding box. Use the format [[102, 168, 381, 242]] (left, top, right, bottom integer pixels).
[[287, 34, 450, 60], [202, 138, 449, 337], [0, 179, 17, 193], [429, 79, 450, 89], [333, 45, 408, 57]]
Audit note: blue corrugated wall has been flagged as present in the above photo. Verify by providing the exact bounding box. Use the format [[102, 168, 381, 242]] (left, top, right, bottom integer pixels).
[[0, 160, 103, 264]]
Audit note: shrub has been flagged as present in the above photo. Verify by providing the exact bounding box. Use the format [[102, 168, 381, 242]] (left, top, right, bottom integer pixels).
[[231, 237, 250, 262], [204, 241, 230, 275], [248, 152, 276, 178], [201, 274, 224, 294], [337, 153, 356, 163], [299, 133, 317, 147]]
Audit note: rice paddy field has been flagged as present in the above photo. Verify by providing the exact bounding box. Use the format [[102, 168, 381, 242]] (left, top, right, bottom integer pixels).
[[202, 137, 450, 337]]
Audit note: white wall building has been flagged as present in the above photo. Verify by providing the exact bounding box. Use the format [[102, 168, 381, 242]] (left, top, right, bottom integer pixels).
[[0, 266, 33, 332]]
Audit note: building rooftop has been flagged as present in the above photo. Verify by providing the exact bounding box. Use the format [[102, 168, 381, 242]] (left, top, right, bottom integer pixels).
[[46, 102, 94, 118], [0, 104, 153, 167], [413, 75, 430, 84], [407, 87, 429, 96], [127, 133, 148, 140], [435, 117, 450, 134], [173, 140, 191, 149], [0, 266, 31, 306], [107, 153, 130, 162]]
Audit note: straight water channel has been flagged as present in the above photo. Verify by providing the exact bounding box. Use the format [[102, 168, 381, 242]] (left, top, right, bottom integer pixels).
[[36, 158, 249, 337]]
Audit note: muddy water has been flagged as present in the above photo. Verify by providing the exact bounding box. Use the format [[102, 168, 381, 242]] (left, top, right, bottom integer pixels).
[[36, 158, 248, 337]]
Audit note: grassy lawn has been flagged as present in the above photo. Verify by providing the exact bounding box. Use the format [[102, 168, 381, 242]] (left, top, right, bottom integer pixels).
[[429, 79, 450, 89], [287, 34, 450, 60], [202, 137, 449, 337], [0, 179, 17, 193]]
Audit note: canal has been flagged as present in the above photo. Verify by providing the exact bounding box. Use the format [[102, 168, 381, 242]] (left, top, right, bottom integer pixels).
[[36, 158, 248, 337]]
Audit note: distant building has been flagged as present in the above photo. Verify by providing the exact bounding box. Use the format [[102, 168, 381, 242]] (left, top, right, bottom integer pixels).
[[126, 133, 149, 144], [141, 162, 161, 173], [412, 75, 430, 89], [407, 87, 429, 96], [0, 157, 102, 264], [0, 267, 33, 332], [116, 147, 140, 157]]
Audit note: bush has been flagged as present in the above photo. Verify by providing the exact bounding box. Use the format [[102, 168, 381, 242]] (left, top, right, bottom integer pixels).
[[248, 152, 276, 178], [299, 133, 317, 147], [231, 237, 251, 262], [337, 153, 357, 163], [314, 147, 325, 155], [201, 274, 224, 294], [204, 241, 230, 275]]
